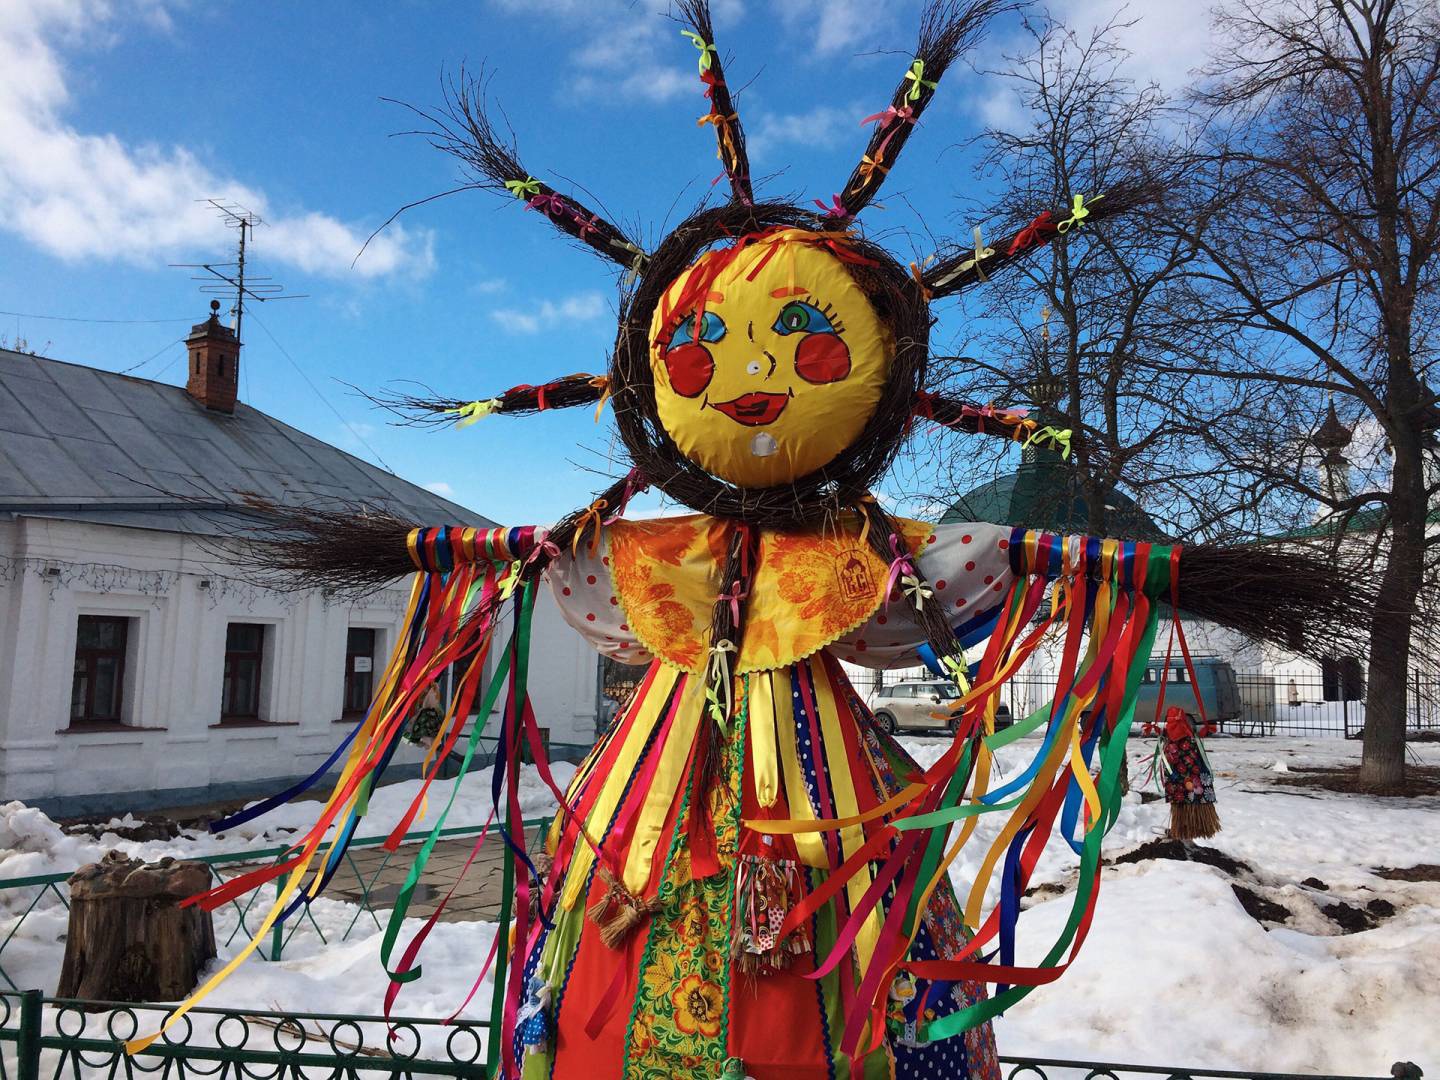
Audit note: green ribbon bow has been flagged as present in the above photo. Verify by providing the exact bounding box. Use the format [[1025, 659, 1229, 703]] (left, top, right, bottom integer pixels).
[[904, 59, 937, 102], [446, 398, 501, 428], [680, 29, 716, 74], [1057, 192, 1101, 233], [1024, 424, 1073, 459], [609, 239, 650, 284], [503, 176, 541, 200]]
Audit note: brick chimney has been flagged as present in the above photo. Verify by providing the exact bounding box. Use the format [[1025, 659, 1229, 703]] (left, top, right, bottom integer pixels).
[[185, 300, 240, 414]]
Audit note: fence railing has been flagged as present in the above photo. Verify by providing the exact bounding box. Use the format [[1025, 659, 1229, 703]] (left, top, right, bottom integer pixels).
[[859, 668, 1440, 739], [0, 990, 1405, 1080], [0, 818, 551, 994]]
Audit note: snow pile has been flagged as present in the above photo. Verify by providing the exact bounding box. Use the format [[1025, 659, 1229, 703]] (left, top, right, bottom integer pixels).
[[2, 737, 1437, 1073]]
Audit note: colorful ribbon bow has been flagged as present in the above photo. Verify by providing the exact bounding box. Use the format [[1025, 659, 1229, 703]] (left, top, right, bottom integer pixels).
[[526, 192, 568, 218], [1008, 210, 1057, 255], [860, 104, 916, 160], [706, 638, 738, 726], [884, 534, 918, 610], [497, 559, 523, 600], [900, 573, 933, 610], [572, 497, 608, 556], [1057, 192, 1101, 233], [504, 176, 541, 200], [570, 209, 601, 240], [904, 59, 937, 102], [1024, 424, 1073, 459], [610, 239, 649, 284], [720, 580, 749, 624], [932, 225, 996, 288], [446, 399, 501, 428], [698, 111, 738, 162], [814, 194, 851, 219], [589, 375, 612, 422], [940, 652, 973, 695], [524, 536, 561, 569], [680, 29, 716, 74]]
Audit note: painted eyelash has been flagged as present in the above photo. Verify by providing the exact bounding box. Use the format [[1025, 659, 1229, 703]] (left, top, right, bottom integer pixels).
[[800, 294, 847, 334]]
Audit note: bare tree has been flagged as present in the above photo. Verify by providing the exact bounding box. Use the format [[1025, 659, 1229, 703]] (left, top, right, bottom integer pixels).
[[1178, 0, 1440, 790], [930, 15, 1279, 543]]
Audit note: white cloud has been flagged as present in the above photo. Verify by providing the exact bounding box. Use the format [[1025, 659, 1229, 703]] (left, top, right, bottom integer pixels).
[[748, 104, 862, 161], [470, 276, 508, 296], [488, 0, 697, 104], [776, 0, 882, 57], [1044, 0, 1220, 94], [0, 0, 433, 279], [491, 291, 608, 335], [424, 480, 456, 497]]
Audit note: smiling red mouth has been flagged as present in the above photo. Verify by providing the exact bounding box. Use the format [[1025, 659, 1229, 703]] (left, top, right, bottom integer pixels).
[[709, 391, 791, 426], [705, 394, 794, 426]]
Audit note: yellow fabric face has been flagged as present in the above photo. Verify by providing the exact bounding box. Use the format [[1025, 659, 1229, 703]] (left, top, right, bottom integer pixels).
[[648, 228, 893, 488], [606, 513, 933, 674]]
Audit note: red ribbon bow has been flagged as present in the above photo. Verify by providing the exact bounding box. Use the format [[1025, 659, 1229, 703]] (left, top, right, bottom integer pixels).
[[1007, 211, 1058, 256]]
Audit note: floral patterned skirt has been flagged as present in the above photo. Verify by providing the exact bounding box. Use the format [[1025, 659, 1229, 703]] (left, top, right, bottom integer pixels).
[[512, 653, 1000, 1080]]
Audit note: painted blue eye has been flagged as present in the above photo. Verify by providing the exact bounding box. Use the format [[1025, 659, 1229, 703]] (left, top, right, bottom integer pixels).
[[668, 311, 726, 350], [772, 300, 835, 335]]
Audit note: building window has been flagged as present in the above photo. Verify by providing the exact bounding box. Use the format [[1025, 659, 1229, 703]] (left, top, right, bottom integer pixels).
[[71, 615, 130, 724], [344, 628, 377, 717], [222, 623, 266, 720]]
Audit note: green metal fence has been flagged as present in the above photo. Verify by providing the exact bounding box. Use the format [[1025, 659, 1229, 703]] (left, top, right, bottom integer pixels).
[[0, 818, 552, 993], [0, 989, 1406, 1080]]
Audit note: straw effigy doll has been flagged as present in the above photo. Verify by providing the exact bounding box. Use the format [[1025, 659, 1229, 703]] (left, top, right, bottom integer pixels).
[[130, 3, 1373, 1077]]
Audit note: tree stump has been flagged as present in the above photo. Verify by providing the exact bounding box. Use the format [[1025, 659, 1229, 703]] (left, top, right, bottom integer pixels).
[[57, 851, 216, 1003]]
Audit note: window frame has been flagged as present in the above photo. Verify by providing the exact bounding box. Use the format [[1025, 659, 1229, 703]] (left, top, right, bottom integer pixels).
[[221, 622, 267, 722], [70, 614, 131, 726], [343, 626, 379, 718]]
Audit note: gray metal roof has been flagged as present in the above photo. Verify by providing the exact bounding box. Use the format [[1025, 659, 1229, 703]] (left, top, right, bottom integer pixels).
[[0, 348, 491, 533]]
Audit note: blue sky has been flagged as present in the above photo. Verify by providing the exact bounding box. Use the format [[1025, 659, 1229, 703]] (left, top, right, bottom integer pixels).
[[0, 0, 1210, 525]]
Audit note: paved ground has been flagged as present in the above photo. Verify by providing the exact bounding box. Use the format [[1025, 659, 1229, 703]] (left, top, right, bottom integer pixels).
[[317, 832, 538, 924]]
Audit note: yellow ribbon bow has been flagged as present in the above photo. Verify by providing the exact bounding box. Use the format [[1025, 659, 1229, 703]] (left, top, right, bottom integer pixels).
[[1024, 425, 1073, 459], [572, 497, 609, 556], [940, 652, 973, 696], [900, 572, 933, 610], [698, 112, 738, 163], [503, 176, 542, 200], [446, 399, 501, 428], [680, 30, 716, 74], [589, 375, 612, 422], [497, 559, 523, 600], [1057, 192, 1101, 233], [904, 59, 937, 102]]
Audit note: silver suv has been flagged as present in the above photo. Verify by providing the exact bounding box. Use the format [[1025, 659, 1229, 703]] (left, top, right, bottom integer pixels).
[[870, 681, 961, 734]]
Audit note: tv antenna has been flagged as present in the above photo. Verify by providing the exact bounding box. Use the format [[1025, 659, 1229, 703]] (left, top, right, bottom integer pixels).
[[171, 200, 307, 344]]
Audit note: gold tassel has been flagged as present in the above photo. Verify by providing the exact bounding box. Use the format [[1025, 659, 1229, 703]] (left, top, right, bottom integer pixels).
[[587, 865, 662, 950]]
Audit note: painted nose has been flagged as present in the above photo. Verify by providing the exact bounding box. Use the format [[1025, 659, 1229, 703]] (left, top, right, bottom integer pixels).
[[746, 353, 777, 378]]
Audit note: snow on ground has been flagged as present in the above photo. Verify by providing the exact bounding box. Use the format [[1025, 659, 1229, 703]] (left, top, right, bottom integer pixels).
[[2, 737, 1437, 1073], [0, 759, 575, 893]]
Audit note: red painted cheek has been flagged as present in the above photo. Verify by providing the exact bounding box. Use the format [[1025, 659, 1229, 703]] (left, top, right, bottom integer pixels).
[[794, 333, 852, 384], [665, 343, 715, 398]]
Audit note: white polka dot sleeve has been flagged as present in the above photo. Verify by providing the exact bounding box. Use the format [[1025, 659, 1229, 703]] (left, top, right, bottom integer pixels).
[[833, 521, 1016, 669], [545, 531, 654, 666]]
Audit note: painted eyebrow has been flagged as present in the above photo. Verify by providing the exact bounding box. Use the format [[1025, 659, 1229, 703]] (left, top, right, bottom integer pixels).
[[769, 286, 809, 298]]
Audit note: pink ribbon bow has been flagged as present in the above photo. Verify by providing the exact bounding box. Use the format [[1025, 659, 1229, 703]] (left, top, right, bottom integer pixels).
[[721, 580, 749, 624], [813, 194, 852, 219], [526, 192, 569, 218], [884, 534, 916, 610], [860, 104, 915, 159]]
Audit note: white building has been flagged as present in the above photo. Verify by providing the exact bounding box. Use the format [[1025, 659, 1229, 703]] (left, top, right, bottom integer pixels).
[[0, 310, 598, 816]]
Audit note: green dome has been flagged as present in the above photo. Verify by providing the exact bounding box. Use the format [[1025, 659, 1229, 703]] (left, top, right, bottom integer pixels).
[[940, 457, 1166, 540]]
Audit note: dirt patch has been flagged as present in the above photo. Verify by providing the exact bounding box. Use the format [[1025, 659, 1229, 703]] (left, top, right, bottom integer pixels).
[[1231, 883, 1290, 924], [1023, 882, 1069, 901], [1272, 764, 1440, 796], [1374, 863, 1440, 881], [1113, 838, 1253, 877], [1301, 876, 1330, 891], [1325, 900, 1378, 932]]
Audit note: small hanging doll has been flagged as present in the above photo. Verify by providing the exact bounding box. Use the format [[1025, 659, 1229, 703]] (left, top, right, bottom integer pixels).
[[1146, 706, 1221, 840], [128, 2, 1375, 1076]]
